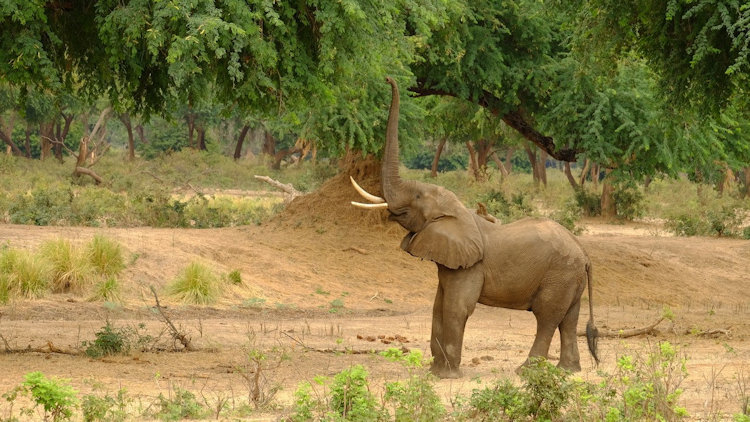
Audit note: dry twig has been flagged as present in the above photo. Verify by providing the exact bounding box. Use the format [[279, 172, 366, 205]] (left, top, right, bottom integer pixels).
[[578, 317, 665, 338], [149, 286, 196, 351]]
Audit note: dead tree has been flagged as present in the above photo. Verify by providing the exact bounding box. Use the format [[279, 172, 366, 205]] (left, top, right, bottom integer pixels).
[[47, 107, 111, 185]]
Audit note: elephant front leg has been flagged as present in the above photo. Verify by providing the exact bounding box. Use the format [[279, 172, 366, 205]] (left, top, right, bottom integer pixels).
[[429, 265, 483, 379]]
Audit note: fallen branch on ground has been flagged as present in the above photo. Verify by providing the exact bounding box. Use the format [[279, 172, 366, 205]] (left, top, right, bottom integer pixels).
[[149, 286, 196, 351], [578, 318, 665, 338], [254, 175, 302, 203]]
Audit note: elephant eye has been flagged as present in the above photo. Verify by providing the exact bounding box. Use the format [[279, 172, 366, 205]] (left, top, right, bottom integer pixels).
[[415, 193, 421, 199]]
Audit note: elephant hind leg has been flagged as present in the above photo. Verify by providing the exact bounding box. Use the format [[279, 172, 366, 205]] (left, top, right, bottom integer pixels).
[[557, 298, 582, 372], [518, 311, 560, 373]]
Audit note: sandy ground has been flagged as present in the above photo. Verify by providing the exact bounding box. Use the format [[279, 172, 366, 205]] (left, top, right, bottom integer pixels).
[[1, 180, 749, 420]]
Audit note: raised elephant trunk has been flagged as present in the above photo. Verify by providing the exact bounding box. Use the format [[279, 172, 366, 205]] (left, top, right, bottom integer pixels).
[[381, 77, 404, 203]]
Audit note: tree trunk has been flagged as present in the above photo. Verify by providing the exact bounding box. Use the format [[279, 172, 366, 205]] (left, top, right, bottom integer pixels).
[[271, 147, 299, 170], [40, 122, 55, 160], [0, 112, 23, 156], [537, 149, 548, 187], [197, 125, 206, 150], [504, 148, 514, 173], [523, 143, 540, 186], [578, 159, 591, 186], [24, 123, 31, 158], [54, 121, 63, 162], [590, 163, 600, 189], [135, 124, 148, 144], [262, 130, 276, 156], [466, 141, 482, 181], [743, 167, 750, 198], [119, 113, 136, 161], [476, 139, 492, 171], [600, 170, 616, 218], [186, 112, 196, 149], [491, 152, 509, 177], [564, 162, 579, 189], [430, 137, 447, 178], [234, 124, 251, 160]]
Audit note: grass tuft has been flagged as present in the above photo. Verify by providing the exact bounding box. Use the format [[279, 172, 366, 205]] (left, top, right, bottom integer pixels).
[[89, 277, 122, 303], [0, 248, 50, 301], [86, 235, 125, 277], [168, 262, 221, 305], [40, 238, 95, 294]]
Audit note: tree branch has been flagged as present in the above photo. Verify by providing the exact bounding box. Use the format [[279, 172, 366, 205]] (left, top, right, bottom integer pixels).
[[409, 85, 579, 162]]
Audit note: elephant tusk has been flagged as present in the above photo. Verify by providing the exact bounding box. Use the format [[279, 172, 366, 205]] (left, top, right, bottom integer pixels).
[[349, 176, 385, 203], [351, 201, 389, 210]]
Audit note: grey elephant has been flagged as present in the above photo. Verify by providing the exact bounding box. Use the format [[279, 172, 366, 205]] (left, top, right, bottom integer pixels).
[[351, 77, 599, 378]]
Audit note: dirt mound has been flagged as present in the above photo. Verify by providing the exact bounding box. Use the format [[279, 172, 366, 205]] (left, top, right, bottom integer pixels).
[[276, 164, 390, 230]]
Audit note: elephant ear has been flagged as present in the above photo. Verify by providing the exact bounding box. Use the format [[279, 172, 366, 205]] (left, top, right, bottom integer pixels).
[[400, 213, 483, 270]]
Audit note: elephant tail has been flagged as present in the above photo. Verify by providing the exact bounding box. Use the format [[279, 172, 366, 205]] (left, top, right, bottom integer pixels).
[[585, 262, 600, 365]]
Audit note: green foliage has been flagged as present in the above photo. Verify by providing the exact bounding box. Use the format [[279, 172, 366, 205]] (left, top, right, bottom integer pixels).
[[518, 358, 574, 420], [168, 261, 221, 305], [477, 190, 534, 223], [463, 379, 526, 421], [613, 182, 646, 221], [666, 205, 747, 237], [151, 387, 207, 421], [39, 238, 95, 294], [21, 371, 79, 421], [328, 365, 383, 421], [83, 321, 129, 358], [575, 188, 602, 217], [381, 350, 445, 422], [595, 342, 689, 421], [551, 199, 583, 234], [81, 389, 130, 422]]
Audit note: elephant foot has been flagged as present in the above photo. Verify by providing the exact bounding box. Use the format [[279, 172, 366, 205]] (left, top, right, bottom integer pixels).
[[557, 360, 581, 372], [430, 363, 462, 379]]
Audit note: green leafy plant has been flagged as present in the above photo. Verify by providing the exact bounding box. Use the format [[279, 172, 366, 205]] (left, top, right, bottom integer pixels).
[[328, 365, 383, 421], [82, 321, 154, 358], [83, 321, 129, 358], [381, 349, 445, 422], [151, 386, 207, 421], [167, 262, 221, 304], [21, 371, 79, 421], [574, 188, 602, 217], [81, 388, 131, 422]]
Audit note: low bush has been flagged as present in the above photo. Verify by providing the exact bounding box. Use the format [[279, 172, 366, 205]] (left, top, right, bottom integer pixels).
[[21, 371, 79, 421]]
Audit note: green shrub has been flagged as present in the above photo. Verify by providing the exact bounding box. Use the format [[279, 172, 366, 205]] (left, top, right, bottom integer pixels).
[[151, 387, 207, 421], [9, 185, 74, 226], [464, 379, 526, 421], [168, 262, 221, 304], [40, 238, 95, 294], [21, 371, 79, 421], [551, 198, 583, 234], [329, 365, 383, 421], [83, 321, 129, 358], [613, 182, 645, 220], [81, 389, 130, 422], [574, 188, 602, 217], [518, 358, 573, 420], [382, 350, 444, 422], [478, 190, 535, 223]]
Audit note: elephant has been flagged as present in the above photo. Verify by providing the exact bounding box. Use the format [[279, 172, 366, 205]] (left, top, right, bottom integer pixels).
[[350, 77, 599, 378]]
